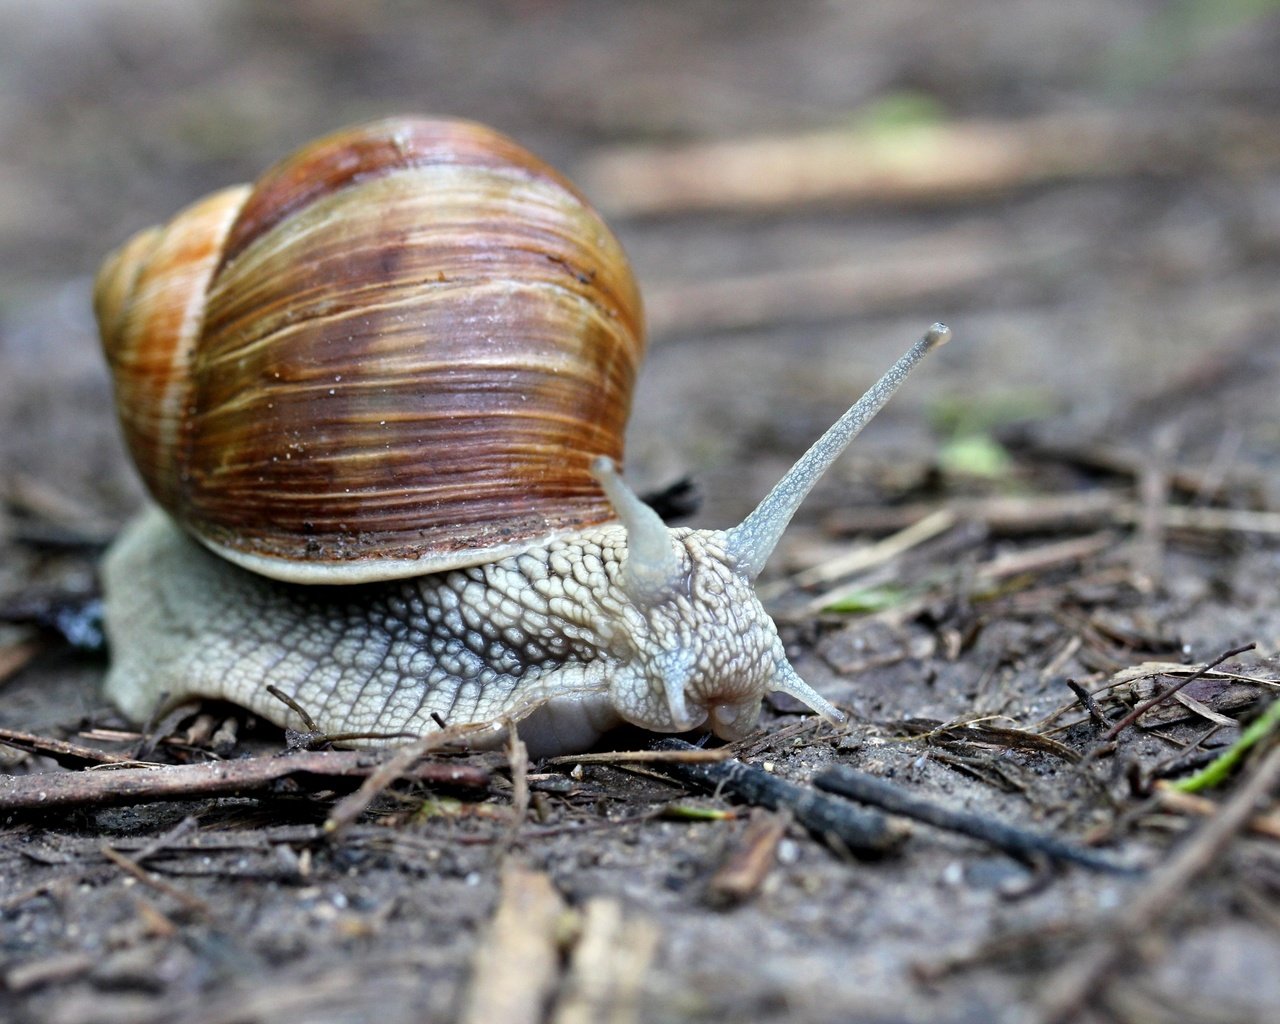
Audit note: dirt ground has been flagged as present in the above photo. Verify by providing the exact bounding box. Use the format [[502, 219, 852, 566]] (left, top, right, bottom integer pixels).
[[2, 3, 1280, 1022]]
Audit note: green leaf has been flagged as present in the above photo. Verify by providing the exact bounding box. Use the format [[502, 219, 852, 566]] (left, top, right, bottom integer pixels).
[[937, 433, 1014, 480], [823, 584, 910, 614]]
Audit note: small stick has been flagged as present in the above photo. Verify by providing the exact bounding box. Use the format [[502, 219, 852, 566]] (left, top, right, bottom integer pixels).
[[1154, 783, 1280, 840], [0, 749, 489, 812], [267, 685, 419, 747], [706, 810, 790, 906], [127, 814, 199, 865], [323, 725, 495, 834], [3, 952, 96, 993], [460, 862, 566, 1024], [0, 641, 42, 684], [266, 684, 319, 731], [643, 227, 1031, 336], [650, 739, 904, 855], [790, 509, 957, 612], [544, 746, 733, 767], [0, 727, 138, 768], [1066, 680, 1110, 729], [550, 897, 660, 1024], [506, 728, 531, 841], [814, 766, 1137, 875], [974, 532, 1116, 583], [823, 494, 1280, 539], [1035, 744, 1280, 1023], [100, 844, 211, 917], [580, 111, 1161, 216], [1102, 643, 1256, 741], [1130, 423, 1177, 591]]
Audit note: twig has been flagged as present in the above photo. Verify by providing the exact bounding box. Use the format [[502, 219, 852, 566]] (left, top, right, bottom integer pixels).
[[544, 746, 732, 767], [650, 739, 904, 855], [323, 728, 493, 834], [814, 766, 1137, 875], [1130, 424, 1177, 591], [266, 685, 420, 748], [0, 727, 139, 768], [975, 532, 1116, 584], [1066, 680, 1110, 729], [1039, 636, 1083, 682], [506, 728, 530, 843], [783, 509, 956, 611], [642, 225, 1060, 336], [1102, 643, 1256, 741], [1024, 435, 1268, 503], [100, 844, 211, 917], [128, 814, 200, 865], [550, 897, 659, 1024], [705, 810, 790, 906], [888, 718, 1083, 765], [267, 684, 319, 731], [3, 952, 96, 993], [1154, 783, 1280, 840], [787, 530, 1115, 625], [0, 749, 489, 812], [580, 110, 1280, 217], [823, 493, 1280, 539], [460, 862, 567, 1024], [0, 640, 42, 684], [1034, 744, 1280, 1023]]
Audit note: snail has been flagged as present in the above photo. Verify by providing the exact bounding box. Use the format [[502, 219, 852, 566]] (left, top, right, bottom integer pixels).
[[93, 116, 949, 757]]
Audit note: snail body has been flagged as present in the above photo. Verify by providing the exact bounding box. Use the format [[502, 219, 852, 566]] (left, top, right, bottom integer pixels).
[[94, 116, 948, 756]]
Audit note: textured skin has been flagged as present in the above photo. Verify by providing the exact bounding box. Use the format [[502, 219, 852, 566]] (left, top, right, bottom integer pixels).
[[103, 509, 797, 756]]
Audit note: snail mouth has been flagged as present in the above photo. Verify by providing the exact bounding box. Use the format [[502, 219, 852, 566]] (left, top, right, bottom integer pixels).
[[707, 700, 758, 741]]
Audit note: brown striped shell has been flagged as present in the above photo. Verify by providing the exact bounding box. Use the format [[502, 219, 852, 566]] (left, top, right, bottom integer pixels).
[[94, 117, 645, 584]]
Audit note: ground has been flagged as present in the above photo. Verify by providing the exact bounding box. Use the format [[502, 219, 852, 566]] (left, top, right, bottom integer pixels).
[[1, 3, 1279, 1023]]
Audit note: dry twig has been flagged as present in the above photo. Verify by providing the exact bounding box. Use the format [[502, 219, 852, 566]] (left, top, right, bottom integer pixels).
[[1102, 643, 1256, 742], [0, 748, 488, 812], [581, 111, 1280, 216], [706, 810, 791, 905], [99, 844, 211, 917], [1034, 744, 1280, 1023], [824, 493, 1280, 539], [0, 726, 139, 768], [460, 862, 568, 1024], [551, 898, 659, 1024], [323, 726, 496, 834], [651, 738, 904, 855], [814, 767, 1135, 874]]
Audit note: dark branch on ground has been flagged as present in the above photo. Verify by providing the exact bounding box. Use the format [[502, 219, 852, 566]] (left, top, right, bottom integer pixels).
[[650, 738, 905, 855]]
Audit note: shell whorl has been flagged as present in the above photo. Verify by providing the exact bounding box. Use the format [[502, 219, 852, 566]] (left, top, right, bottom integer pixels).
[[94, 117, 645, 584]]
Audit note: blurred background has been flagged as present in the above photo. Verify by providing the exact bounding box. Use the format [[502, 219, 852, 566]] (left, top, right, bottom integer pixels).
[[1, 0, 1278, 539]]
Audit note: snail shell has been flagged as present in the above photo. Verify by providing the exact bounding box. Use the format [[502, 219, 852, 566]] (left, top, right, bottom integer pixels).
[[94, 117, 643, 584]]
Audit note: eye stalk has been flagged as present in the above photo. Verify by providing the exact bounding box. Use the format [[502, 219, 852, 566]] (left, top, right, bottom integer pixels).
[[725, 323, 950, 579], [591, 455, 685, 609]]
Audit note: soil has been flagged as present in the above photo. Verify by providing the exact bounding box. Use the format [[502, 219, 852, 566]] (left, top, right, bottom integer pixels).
[[2, 3, 1279, 1023]]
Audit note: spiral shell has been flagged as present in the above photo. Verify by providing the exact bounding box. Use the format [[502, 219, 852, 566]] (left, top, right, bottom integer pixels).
[[94, 117, 645, 584]]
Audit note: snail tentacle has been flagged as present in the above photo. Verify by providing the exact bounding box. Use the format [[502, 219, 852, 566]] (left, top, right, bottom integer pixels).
[[725, 323, 951, 580], [590, 455, 684, 608]]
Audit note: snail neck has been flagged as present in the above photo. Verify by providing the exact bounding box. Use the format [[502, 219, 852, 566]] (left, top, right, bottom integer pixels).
[[725, 323, 950, 580]]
